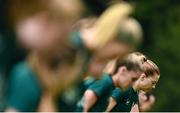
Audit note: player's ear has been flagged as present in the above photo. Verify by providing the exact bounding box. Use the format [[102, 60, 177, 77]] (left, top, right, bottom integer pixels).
[[140, 73, 146, 81], [120, 66, 127, 74]]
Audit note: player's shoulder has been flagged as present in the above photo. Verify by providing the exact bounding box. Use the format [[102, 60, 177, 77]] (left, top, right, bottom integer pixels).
[[9, 61, 35, 82], [97, 73, 113, 85], [112, 88, 124, 94], [88, 73, 113, 91]]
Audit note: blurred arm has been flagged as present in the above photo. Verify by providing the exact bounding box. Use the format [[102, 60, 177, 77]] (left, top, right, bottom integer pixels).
[[5, 108, 18, 112], [105, 97, 117, 112], [139, 95, 155, 112], [37, 92, 57, 112], [83, 90, 98, 112], [131, 103, 139, 112]]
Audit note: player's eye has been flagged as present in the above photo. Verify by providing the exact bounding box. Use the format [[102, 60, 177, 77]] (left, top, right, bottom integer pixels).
[[132, 77, 138, 82], [152, 81, 156, 85]]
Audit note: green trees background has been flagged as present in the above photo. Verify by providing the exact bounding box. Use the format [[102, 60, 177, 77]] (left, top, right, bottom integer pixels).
[[135, 0, 180, 111]]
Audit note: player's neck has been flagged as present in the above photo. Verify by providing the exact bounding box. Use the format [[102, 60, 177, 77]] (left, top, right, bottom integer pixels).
[[112, 74, 119, 87], [132, 84, 140, 92]]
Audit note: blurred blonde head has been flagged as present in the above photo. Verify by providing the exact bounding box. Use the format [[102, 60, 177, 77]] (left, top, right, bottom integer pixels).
[[92, 2, 134, 49], [118, 17, 143, 48]]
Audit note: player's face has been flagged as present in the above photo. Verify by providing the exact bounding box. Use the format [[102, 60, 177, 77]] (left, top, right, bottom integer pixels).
[[17, 12, 76, 52], [139, 74, 160, 92], [16, 0, 84, 53]]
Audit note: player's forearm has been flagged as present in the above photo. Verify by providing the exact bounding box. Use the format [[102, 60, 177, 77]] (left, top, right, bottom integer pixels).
[[105, 97, 117, 112], [131, 104, 139, 112], [5, 108, 19, 112], [83, 97, 97, 112], [105, 104, 115, 112], [83, 99, 96, 112]]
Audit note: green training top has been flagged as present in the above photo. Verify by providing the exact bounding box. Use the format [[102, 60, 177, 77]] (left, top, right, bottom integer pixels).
[[6, 31, 93, 112], [76, 74, 115, 112], [6, 61, 42, 112], [6, 61, 86, 112], [110, 87, 139, 112]]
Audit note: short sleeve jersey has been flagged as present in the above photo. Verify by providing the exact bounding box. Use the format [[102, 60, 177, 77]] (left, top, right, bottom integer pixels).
[[111, 87, 139, 112], [76, 74, 115, 112]]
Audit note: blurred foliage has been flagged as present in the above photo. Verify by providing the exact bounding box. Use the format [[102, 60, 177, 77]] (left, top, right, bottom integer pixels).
[[134, 0, 180, 111]]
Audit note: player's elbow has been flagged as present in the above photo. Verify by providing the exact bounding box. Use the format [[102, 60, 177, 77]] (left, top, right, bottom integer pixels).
[[83, 90, 97, 111]]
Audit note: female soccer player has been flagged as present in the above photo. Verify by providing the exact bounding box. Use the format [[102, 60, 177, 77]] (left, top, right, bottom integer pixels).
[[105, 58, 160, 112], [76, 52, 144, 112]]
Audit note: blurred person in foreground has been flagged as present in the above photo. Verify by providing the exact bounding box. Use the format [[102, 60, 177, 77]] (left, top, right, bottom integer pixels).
[[0, 0, 28, 111], [70, 2, 142, 79], [5, 0, 86, 112], [5, 0, 133, 112]]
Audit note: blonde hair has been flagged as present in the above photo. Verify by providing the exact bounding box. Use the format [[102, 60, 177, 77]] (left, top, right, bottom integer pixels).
[[143, 59, 160, 77], [131, 52, 148, 64], [118, 18, 143, 47], [92, 2, 133, 48]]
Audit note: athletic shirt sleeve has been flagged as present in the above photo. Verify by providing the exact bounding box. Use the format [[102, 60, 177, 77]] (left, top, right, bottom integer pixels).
[[6, 61, 42, 112], [129, 88, 139, 104], [70, 31, 85, 50], [111, 88, 124, 102], [134, 92, 139, 104], [88, 74, 112, 98]]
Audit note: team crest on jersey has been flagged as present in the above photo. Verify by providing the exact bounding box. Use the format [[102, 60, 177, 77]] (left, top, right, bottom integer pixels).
[[125, 99, 130, 105]]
